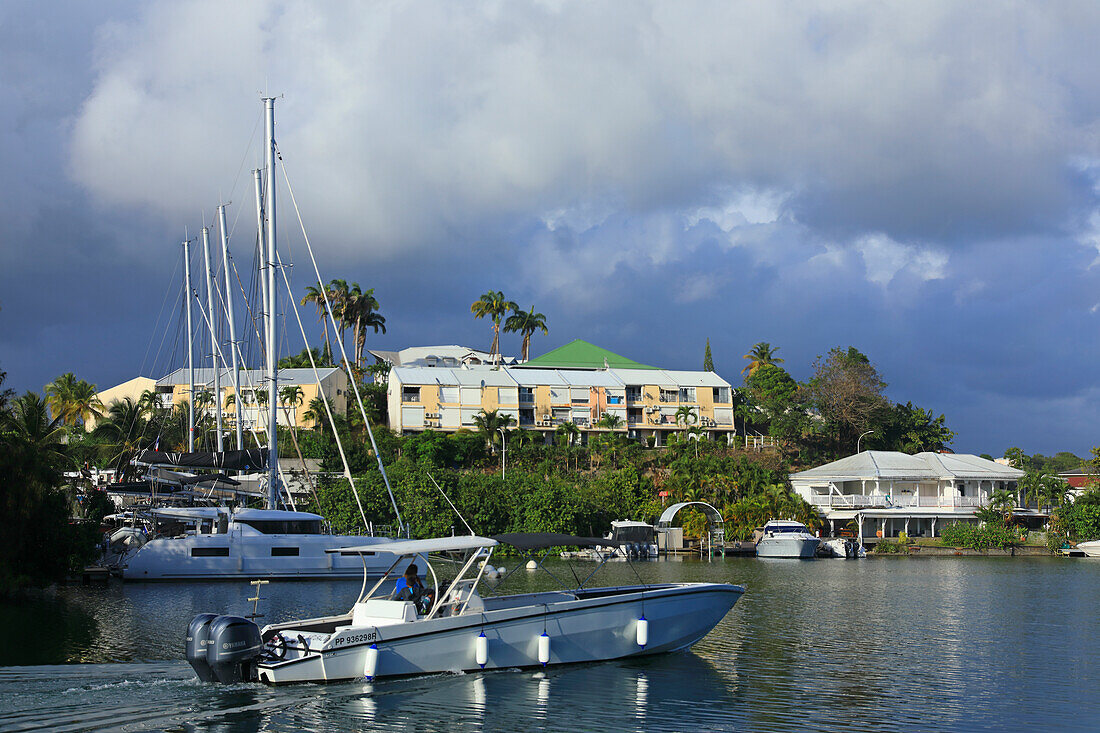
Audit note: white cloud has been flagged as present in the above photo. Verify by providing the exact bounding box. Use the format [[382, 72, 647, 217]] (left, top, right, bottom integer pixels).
[[855, 233, 947, 286]]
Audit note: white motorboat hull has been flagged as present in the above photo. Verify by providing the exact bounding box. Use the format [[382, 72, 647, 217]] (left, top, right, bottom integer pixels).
[[1076, 540, 1100, 557], [122, 533, 409, 580], [756, 536, 820, 558], [255, 582, 742, 684]]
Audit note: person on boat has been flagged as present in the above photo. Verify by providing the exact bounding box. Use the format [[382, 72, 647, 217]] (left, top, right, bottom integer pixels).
[[394, 564, 424, 602]]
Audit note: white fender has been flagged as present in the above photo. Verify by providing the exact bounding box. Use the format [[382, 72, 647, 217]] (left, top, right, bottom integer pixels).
[[537, 632, 550, 665], [475, 632, 488, 668], [636, 617, 648, 648], [364, 643, 379, 680]]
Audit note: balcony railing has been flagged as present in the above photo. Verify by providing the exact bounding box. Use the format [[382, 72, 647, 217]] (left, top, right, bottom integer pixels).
[[809, 494, 986, 509]]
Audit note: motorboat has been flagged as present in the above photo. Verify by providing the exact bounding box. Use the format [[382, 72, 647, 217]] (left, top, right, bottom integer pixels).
[[1075, 539, 1100, 557], [821, 537, 865, 558], [755, 520, 820, 559], [119, 506, 410, 581], [606, 520, 659, 559], [186, 533, 745, 684]]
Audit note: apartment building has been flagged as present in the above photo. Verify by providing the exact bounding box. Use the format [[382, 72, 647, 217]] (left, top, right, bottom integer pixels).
[[387, 340, 737, 444]]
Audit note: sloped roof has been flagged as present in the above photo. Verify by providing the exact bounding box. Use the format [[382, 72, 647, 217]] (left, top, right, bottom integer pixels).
[[157, 367, 341, 387], [609, 368, 679, 387], [518, 339, 657, 370], [791, 450, 1025, 482], [791, 451, 939, 481], [916, 452, 1025, 479], [662, 370, 732, 388]]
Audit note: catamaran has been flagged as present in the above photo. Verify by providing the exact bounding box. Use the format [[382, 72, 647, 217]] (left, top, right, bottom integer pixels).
[[186, 533, 745, 684]]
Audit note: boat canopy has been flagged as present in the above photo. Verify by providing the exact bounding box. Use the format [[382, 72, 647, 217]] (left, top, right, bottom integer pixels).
[[151, 507, 226, 521], [492, 532, 616, 550], [233, 509, 323, 522], [330, 535, 497, 555], [133, 448, 268, 471]]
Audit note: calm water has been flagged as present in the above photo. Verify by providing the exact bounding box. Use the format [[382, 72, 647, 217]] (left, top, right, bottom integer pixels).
[[1, 556, 1098, 731]]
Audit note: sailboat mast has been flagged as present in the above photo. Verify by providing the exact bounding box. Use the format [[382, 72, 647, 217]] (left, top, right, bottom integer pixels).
[[218, 204, 243, 451], [183, 237, 196, 452], [253, 168, 269, 349], [201, 226, 224, 452], [263, 96, 279, 509]]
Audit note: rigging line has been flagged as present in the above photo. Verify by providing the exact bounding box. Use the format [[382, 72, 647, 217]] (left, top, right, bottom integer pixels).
[[277, 250, 370, 529], [224, 110, 263, 232], [278, 151, 405, 535], [138, 255, 182, 378]]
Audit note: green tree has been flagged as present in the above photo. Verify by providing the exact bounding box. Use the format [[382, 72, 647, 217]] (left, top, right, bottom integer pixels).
[[470, 291, 518, 363], [45, 373, 103, 429], [703, 338, 714, 372], [741, 342, 783, 378], [674, 405, 698, 426], [472, 409, 515, 452], [880, 402, 954, 453], [503, 305, 548, 361], [596, 412, 624, 430], [805, 346, 890, 458], [300, 282, 333, 365]]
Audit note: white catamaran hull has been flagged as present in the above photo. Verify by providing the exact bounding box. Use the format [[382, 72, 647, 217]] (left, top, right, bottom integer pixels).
[[1076, 539, 1100, 557], [256, 583, 742, 683], [122, 534, 410, 580]]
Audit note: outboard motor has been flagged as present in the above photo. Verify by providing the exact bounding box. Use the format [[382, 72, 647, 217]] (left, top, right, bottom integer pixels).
[[186, 613, 220, 682], [206, 615, 262, 683]]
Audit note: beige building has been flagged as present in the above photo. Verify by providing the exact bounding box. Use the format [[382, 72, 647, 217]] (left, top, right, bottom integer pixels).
[[85, 376, 157, 430], [387, 340, 737, 444], [89, 368, 348, 432]]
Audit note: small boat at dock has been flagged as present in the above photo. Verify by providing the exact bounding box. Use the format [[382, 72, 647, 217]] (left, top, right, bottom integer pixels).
[[755, 520, 820, 559]]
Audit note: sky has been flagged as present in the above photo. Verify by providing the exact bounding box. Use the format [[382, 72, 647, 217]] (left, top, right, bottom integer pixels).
[[3, 1, 1100, 457]]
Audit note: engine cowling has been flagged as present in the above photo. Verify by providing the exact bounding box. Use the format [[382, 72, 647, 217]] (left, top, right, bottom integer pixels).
[[185, 613, 219, 682], [206, 615, 262, 684]]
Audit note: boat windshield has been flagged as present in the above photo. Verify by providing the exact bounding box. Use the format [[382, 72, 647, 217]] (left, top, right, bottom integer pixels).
[[236, 519, 322, 535], [612, 526, 655, 543], [772, 525, 807, 534]]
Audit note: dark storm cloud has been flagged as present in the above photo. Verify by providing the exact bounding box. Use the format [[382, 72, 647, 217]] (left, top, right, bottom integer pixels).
[[3, 1, 1100, 455]]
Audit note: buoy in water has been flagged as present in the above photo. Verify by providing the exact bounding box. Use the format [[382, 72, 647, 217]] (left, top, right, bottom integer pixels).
[[537, 632, 551, 665], [364, 643, 379, 680], [636, 617, 648, 648], [475, 632, 488, 668], [526, 560, 538, 570]]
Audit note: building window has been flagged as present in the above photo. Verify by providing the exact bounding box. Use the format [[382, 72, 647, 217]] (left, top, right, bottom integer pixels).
[[519, 387, 535, 403], [402, 386, 421, 403], [626, 386, 642, 402], [660, 389, 678, 403], [679, 387, 696, 403], [628, 407, 643, 424], [713, 387, 730, 403]]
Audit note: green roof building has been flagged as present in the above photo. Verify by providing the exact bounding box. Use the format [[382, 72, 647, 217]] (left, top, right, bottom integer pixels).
[[517, 339, 659, 370]]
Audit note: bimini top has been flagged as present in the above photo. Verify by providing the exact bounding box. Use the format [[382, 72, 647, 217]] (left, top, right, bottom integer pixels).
[[330, 535, 498, 555], [492, 532, 616, 550]]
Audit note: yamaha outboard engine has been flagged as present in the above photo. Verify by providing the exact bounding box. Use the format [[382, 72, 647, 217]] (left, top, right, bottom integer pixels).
[[206, 615, 262, 683], [186, 613, 219, 682]]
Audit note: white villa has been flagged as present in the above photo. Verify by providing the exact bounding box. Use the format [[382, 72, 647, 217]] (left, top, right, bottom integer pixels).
[[790, 451, 1025, 542]]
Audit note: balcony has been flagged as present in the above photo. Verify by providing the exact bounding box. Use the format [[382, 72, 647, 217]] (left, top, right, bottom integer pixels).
[[808, 494, 986, 510]]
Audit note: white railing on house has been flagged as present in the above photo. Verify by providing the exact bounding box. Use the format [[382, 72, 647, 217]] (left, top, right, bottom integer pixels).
[[809, 494, 986, 510]]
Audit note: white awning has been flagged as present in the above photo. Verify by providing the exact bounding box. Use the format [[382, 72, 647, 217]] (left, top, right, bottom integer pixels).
[[329, 535, 497, 555]]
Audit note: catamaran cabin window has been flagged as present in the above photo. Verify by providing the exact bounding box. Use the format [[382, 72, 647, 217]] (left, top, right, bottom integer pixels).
[[191, 547, 230, 557], [238, 520, 323, 534], [271, 547, 300, 556]]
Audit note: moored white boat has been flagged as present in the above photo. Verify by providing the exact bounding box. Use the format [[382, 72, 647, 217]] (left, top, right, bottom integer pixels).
[[755, 520, 820, 559], [186, 533, 745, 684], [1075, 539, 1100, 557]]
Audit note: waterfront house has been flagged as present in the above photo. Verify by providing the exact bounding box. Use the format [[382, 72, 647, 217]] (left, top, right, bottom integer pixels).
[[790, 451, 1025, 542]]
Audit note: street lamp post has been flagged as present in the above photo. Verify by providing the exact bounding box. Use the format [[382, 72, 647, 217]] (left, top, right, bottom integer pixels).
[[497, 427, 507, 481], [857, 430, 874, 453]]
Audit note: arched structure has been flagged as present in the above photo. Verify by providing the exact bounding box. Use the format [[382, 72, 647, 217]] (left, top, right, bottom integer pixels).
[[657, 501, 725, 553]]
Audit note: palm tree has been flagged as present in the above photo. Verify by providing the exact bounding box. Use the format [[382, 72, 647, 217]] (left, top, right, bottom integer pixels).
[[470, 291, 517, 364], [472, 408, 515, 452], [556, 421, 580, 447], [503, 306, 548, 361], [674, 405, 698, 427], [741, 342, 783, 377], [348, 286, 386, 368], [326, 279, 352, 355], [687, 424, 706, 459], [303, 396, 327, 430], [301, 282, 333, 364], [45, 373, 103, 428], [7, 392, 68, 469], [989, 488, 1016, 521], [595, 412, 624, 430]]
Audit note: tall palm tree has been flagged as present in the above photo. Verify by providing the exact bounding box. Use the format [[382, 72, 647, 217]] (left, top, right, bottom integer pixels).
[[503, 306, 548, 361], [471, 291, 517, 363], [301, 282, 333, 364], [556, 421, 580, 446], [45, 373, 103, 428], [472, 408, 515, 452], [326, 279, 352, 355], [348, 286, 386, 368], [595, 412, 624, 430], [7, 392, 68, 469], [303, 396, 327, 430], [741, 342, 784, 377]]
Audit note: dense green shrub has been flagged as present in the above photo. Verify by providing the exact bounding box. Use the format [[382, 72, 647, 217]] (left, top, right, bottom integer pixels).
[[940, 521, 1023, 550]]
